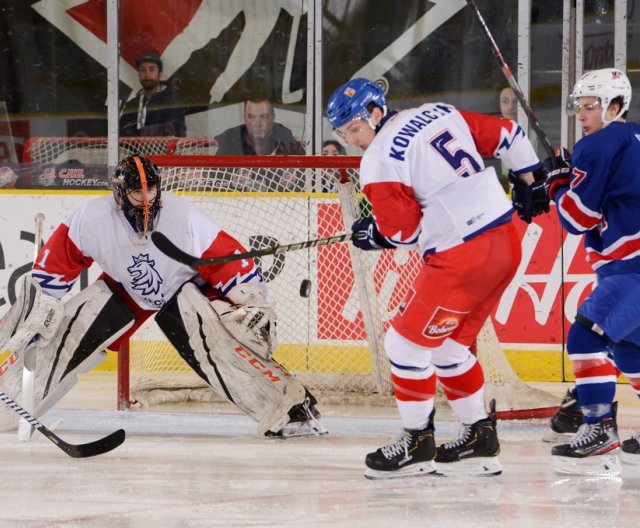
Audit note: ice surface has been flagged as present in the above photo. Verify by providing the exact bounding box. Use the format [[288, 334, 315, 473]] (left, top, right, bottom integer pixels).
[[0, 378, 639, 528]]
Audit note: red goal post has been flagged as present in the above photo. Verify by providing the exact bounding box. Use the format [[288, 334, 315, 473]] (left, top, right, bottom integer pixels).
[[116, 154, 559, 419]]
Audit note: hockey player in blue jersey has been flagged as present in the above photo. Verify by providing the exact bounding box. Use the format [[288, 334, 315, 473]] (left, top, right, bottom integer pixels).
[[546, 68, 640, 474]]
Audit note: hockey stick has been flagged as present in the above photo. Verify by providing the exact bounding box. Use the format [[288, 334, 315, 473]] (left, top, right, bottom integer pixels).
[[0, 390, 125, 458], [151, 231, 356, 267], [18, 212, 46, 442], [466, 0, 556, 161]]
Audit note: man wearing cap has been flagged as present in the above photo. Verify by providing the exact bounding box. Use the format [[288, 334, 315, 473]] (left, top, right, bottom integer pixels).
[[120, 53, 186, 137]]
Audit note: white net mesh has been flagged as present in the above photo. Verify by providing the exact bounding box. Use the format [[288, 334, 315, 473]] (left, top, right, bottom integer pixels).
[[24, 137, 219, 165], [115, 155, 557, 416]]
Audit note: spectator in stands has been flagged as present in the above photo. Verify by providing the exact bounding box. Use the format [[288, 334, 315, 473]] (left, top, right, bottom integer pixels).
[[120, 53, 186, 137], [215, 98, 305, 155], [319, 140, 347, 192], [321, 139, 346, 156], [499, 86, 518, 121]]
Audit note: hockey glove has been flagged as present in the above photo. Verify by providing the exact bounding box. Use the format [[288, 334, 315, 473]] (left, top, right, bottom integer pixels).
[[508, 171, 550, 224], [351, 216, 395, 251], [542, 150, 571, 202]]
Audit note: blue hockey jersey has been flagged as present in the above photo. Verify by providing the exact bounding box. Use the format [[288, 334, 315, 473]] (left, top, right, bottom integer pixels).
[[553, 121, 640, 276]]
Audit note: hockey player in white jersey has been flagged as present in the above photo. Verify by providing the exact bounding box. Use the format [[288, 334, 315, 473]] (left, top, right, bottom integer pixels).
[[545, 68, 640, 474], [327, 78, 546, 479], [0, 154, 324, 438]]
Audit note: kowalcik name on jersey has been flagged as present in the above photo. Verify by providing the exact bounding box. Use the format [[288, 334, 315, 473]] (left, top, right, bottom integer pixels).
[[388, 104, 453, 162]]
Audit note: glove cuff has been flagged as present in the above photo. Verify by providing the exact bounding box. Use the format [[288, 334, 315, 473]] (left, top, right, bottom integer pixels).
[[548, 177, 570, 201]]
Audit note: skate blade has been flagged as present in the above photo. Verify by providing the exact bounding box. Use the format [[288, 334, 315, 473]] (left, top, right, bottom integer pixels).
[[435, 456, 502, 477], [620, 451, 640, 465], [268, 422, 329, 439], [542, 430, 575, 443], [552, 452, 622, 476], [364, 461, 438, 480]]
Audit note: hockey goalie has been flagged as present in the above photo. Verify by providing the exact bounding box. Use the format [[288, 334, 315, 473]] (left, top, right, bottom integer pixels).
[[0, 154, 325, 438]]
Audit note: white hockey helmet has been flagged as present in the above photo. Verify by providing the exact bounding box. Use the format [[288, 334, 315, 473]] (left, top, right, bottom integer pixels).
[[567, 68, 632, 125]]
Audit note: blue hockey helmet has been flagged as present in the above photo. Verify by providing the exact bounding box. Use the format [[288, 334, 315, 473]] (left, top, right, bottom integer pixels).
[[326, 78, 387, 130]]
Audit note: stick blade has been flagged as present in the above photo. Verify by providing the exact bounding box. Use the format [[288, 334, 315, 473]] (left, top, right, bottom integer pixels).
[[52, 428, 126, 459], [151, 232, 197, 267]]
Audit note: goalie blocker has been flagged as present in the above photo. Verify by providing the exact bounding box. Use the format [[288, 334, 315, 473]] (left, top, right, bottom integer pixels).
[[0, 277, 135, 431], [155, 282, 326, 437]]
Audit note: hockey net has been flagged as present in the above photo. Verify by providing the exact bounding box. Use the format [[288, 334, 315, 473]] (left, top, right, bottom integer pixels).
[[119, 155, 558, 418], [23, 136, 219, 165]]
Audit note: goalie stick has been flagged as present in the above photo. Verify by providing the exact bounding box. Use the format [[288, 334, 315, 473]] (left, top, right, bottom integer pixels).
[[0, 391, 125, 458], [466, 0, 556, 162], [151, 231, 355, 267], [19, 212, 46, 442]]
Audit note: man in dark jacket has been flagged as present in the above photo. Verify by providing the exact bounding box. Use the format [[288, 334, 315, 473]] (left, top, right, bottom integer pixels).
[[215, 99, 305, 155], [120, 53, 186, 137]]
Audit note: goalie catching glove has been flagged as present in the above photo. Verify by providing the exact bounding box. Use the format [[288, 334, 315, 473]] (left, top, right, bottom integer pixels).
[[0, 276, 64, 358]]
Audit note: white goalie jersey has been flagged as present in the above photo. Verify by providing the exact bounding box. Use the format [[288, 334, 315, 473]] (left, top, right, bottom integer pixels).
[[31, 192, 263, 310]]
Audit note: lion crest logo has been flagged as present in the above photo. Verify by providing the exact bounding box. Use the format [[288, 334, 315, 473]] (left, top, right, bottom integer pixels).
[[127, 254, 163, 297]]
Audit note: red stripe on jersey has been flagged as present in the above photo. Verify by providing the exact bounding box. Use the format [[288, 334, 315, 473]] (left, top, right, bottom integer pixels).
[[363, 181, 422, 241], [587, 234, 640, 268], [391, 372, 436, 402], [33, 222, 94, 282], [572, 357, 618, 380], [437, 359, 485, 401], [557, 191, 600, 230], [198, 230, 258, 287], [458, 110, 514, 157]]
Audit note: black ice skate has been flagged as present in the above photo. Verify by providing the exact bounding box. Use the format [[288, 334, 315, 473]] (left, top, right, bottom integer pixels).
[[434, 399, 502, 477], [551, 416, 621, 476], [544, 389, 618, 443], [549, 388, 583, 432], [364, 411, 437, 480], [621, 432, 640, 465]]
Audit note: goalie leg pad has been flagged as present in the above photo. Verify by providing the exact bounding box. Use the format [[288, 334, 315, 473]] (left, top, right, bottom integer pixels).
[[156, 283, 324, 436], [0, 280, 134, 431]]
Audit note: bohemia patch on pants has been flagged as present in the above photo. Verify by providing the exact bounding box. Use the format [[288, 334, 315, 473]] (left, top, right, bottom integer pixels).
[[421, 306, 467, 340]]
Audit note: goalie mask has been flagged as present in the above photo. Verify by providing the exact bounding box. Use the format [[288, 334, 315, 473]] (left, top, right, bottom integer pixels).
[[567, 68, 632, 125], [326, 78, 388, 140], [112, 155, 161, 235]]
